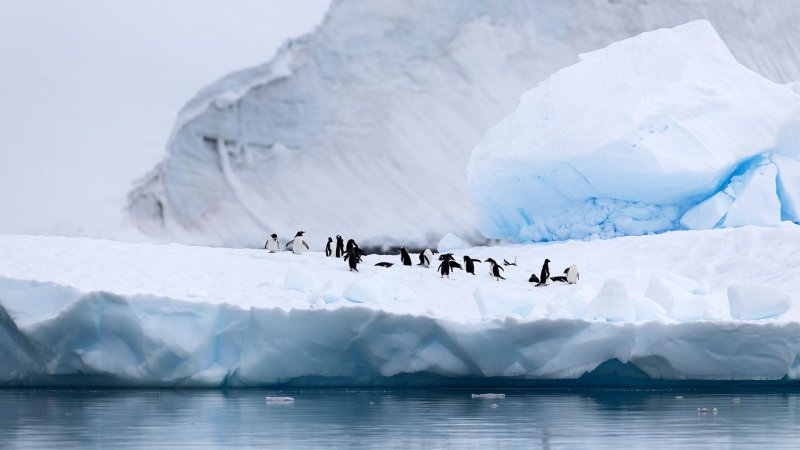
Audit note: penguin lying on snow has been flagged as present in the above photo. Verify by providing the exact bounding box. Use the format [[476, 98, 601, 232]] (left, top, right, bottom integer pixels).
[[485, 258, 505, 280], [285, 231, 310, 254], [375, 262, 394, 268], [550, 266, 580, 284], [265, 234, 279, 253], [550, 276, 568, 282], [463, 255, 481, 275], [399, 247, 412, 266], [325, 237, 334, 257], [335, 235, 344, 258], [528, 273, 540, 284], [503, 257, 517, 266]]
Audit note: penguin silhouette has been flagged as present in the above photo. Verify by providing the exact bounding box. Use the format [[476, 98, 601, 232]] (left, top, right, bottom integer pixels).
[[437, 253, 456, 278], [325, 237, 334, 257], [264, 233, 279, 253], [344, 247, 362, 272], [463, 255, 481, 275], [528, 273, 540, 284], [485, 258, 505, 280], [418, 248, 436, 267], [399, 247, 412, 266], [335, 235, 344, 258], [375, 262, 393, 268], [535, 259, 551, 286]]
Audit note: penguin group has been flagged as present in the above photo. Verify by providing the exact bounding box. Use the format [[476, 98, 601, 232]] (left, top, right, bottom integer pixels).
[[263, 232, 579, 284]]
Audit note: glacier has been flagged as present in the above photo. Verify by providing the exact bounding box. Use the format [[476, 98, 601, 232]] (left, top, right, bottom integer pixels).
[[128, 0, 800, 248], [468, 20, 800, 243], [2, 225, 800, 387]]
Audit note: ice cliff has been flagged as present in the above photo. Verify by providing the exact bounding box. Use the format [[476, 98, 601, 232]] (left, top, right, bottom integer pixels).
[[1, 226, 800, 387], [128, 0, 800, 248], [468, 20, 800, 242]]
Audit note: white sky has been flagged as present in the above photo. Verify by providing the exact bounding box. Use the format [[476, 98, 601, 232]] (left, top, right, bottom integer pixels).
[[0, 0, 331, 238]]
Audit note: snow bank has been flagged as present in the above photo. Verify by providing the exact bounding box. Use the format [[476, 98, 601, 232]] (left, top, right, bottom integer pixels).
[[1, 226, 799, 386], [437, 233, 463, 253], [129, 1, 800, 248], [468, 20, 800, 242]]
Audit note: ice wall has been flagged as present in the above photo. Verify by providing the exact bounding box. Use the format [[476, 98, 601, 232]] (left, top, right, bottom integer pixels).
[[467, 21, 800, 242], [128, 0, 800, 248]]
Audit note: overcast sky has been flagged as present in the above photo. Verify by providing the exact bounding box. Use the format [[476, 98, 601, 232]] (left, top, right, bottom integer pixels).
[[0, 0, 331, 237]]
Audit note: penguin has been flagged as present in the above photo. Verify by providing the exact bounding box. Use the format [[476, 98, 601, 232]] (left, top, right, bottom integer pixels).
[[535, 259, 551, 286], [503, 257, 518, 266], [344, 247, 362, 272], [264, 233, 279, 253], [375, 262, 394, 268], [335, 235, 345, 258], [346, 239, 365, 257], [565, 265, 580, 284], [463, 255, 481, 275], [485, 258, 505, 280], [449, 261, 463, 271], [528, 273, 540, 284], [550, 275, 568, 283], [285, 231, 310, 255], [399, 247, 412, 266], [437, 253, 456, 278], [325, 237, 334, 257], [418, 248, 436, 267]]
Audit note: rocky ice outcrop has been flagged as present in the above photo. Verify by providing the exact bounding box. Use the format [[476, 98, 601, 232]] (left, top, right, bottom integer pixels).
[[467, 20, 800, 242], [128, 0, 800, 248]]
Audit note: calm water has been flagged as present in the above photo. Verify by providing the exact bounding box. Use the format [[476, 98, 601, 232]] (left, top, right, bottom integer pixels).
[[1, 388, 799, 449]]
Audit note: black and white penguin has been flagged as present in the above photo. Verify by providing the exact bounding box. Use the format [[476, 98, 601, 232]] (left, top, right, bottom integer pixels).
[[285, 231, 310, 255], [375, 262, 394, 268], [565, 265, 580, 284], [346, 239, 365, 257], [418, 248, 436, 267], [463, 255, 481, 275], [550, 275, 568, 283], [437, 253, 456, 278], [485, 258, 505, 280], [399, 247, 412, 266], [264, 233, 279, 253], [503, 257, 517, 266], [528, 273, 540, 284], [335, 235, 344, 258], [344, 247, 362, 272], [325, 237, 334, 257], [535, 259, 551, 286]]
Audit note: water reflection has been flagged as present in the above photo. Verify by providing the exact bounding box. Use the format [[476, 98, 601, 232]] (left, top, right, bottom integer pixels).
[[1, 389, 800, 448]]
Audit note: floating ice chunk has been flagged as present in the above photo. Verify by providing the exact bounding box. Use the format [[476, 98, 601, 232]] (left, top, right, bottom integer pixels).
[[674, 396, 684, 400], [697, 407, 718, 414], [728, 284, 791, 320], [472, 393, 506, 399], [437, 233, 463, 253], [284, 267, 320, 292], [588, 279, 635, 322], [343, 271, 394, 304], [266, 396, 295, 403], [732, 398, 742, 404]]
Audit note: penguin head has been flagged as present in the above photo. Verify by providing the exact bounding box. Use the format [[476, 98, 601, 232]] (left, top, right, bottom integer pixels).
[[270, 233, 277, 239], [327, 237, 332, 242], [544, 258, 550, 263], [296, 231, 305, 237], [336, 235, 341, 239], [463, 255, 469, 261], [485, 258, 496, 264]]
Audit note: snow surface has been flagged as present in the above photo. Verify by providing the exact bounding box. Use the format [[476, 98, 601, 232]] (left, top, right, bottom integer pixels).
[[468, 21, 800, 242], [128, 0, 800, 248], [1, 225, 800, 386]]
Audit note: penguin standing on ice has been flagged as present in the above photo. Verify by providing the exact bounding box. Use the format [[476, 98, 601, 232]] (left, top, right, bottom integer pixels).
[[438, 253, 456, 278], [344, 247, 362, 272], [463, 255, 481, 275], [535, 259, 551, 286], [346, 239, 365, 257], [417, 248, 436, 267], [335, 235, 345, 258], [325, 237, 334, 257], [485, 258, 505, 280], [285, 231, 310, 254], [264, 234, 279, 253], [399, 247, 412, 266]]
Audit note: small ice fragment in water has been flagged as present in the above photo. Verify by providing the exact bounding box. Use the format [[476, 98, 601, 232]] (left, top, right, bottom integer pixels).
[[472, 393, 506, 399], [674, 396, 684, 400], [732, 398, 741, 404], [697, 407, 718, 414], [266, 396, 295, 403], [489, 403, 499, 408]]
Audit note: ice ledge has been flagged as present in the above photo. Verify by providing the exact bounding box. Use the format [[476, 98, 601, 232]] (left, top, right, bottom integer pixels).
[[3, 282, 800, 387]]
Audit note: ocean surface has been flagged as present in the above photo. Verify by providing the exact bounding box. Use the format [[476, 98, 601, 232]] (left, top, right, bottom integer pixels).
[[1, 388, 799, 448]]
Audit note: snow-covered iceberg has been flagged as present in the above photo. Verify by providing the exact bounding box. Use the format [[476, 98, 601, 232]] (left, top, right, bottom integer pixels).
[[1, 225, 799, 387], [468, 20, 800, 242], [128, 1, 800, 248]]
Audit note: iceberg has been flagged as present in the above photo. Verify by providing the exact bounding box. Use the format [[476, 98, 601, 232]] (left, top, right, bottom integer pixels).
[[128, 1, 800, 248], [467, 20, 800, 242], [1, 225, 800, 387]]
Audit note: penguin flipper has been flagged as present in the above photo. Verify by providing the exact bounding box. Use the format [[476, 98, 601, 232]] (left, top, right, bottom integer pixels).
[[303, 241, 310, 250]]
